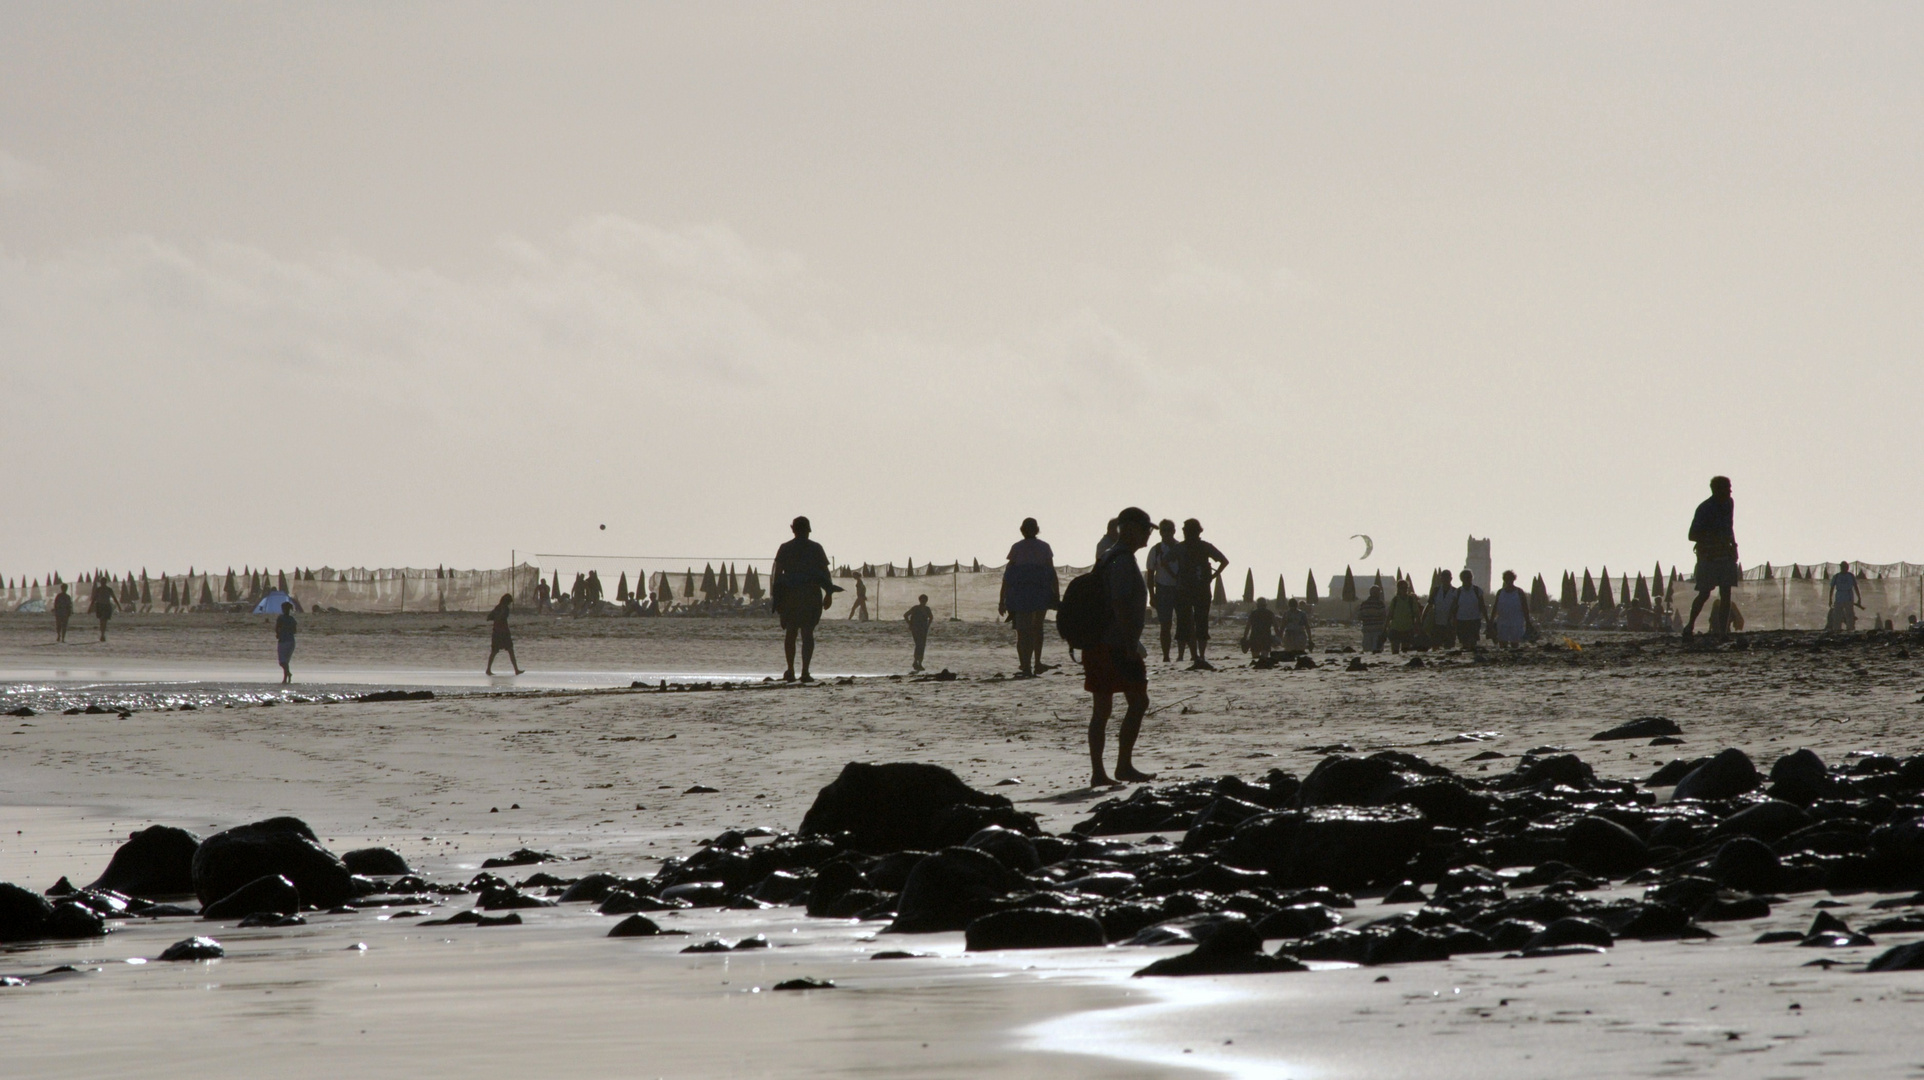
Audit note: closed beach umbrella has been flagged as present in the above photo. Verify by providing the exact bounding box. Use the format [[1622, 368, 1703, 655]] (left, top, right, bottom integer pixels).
[[1597, 568, 1617, 612], [1561, 572, 1579, 608], [1530, 574, 1550, 613], [1305, 570, 1319, 604], [1341, 566, 1356, 602], [700, 564, 717, 598], [1275, 574, 1288, 602], [615, 571, 629, 602], [1634, 573, 1650, 606], [1580, 569, 1596, 605], [200, 578, 215, 605], [1213, 575, 1227, 604], [683, 569, 695, 598], [1242, 569, 1254, 603], [1619, 577, 1630, 608]]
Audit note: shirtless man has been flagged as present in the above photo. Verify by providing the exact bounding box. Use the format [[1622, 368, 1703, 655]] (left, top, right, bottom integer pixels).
[[771, 516, 838, 682], [1684, 476, 1739, 640], [1084, 507, 1157, 787]]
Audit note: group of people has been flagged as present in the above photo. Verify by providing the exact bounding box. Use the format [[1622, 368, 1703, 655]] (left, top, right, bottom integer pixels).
[[47, 581, 118, 644]]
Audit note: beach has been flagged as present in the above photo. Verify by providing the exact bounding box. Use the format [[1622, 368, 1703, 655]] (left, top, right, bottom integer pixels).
[[3, 610, 1923, 1078]]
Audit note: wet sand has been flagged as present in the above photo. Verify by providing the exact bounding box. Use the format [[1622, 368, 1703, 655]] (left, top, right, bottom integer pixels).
[[3, 611, 1922, 1077]]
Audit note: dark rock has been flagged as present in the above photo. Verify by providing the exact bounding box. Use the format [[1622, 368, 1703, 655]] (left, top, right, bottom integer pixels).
[[480, 848, 556, 868], [137, 903, 199, 918], [192, 818, 351, 910], [1562, 816, 1648, 877], [1493, 754, 1595, 791], [657, 882, 728, 907], [557, 874, 624, 904], [88, 826, 201, 898], [157, 936, 224, 961], [748, 870, 811, 905], [772, 977, 836, 990], [1485, 919, 1546, 950], [1253, 903, 1343, 939], [1801, 931, 1875, 948], [1870, 815, 1924, 862], [800, 762, 1031, 853], [356, 690, 433, 702], [965, 908, 1106, 950], [418, 909, 522, 926], [733, 934, 770, 949], [1713, 801, 1809, 843], [1220, 806, 1430, 888], [1382, 881, 1428, 904], [1646, 875, 1720, 913], [1298, 756, 1407, 806], [1397, 780, 1494, 829], [1175, 863, 1268, 895], [475, 886, 557, 910], [805, 861, 865, 916], [1591, 717, 1682, 741], [202, 874, 301, 920], [1064, 872, 1137, 897], [1866, 942, 1924, 972], [1615, 902, 1696, 940], [965, 827, 1041, 873], [860, 851, 930, 893], [1134, 919, 1307, 976], [1708, 838, 1783, 893], [1696, 895, 1772, 921], [45, 901, 107, 939], [1646, 757, 1710, 787], [824, 889, 892, 919], [1768, 749, 1831, 803], [1755, 930, 1805, 944], [341, 847, 411, 876], [0, 882, 55, 943], [598, 890, 680, 915], [1525, 917, 1613, 950], [1294, 928, 1370, 962], [681, 938, 734, 953], [1673, 748, 1760, 802], [237, 912, 304, 928], [887, 847, 1017, 933], [1363, 926, 1452, 965]]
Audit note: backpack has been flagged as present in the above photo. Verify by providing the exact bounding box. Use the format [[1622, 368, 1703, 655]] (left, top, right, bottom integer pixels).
[[1057, 552, 1121, 650]]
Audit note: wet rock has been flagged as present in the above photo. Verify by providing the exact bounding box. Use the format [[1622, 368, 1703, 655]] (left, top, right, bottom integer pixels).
[[965, 827, 1041, 873], [192, 818, 351, 910], [1755, 930, 1804, 944], [475, 886, 557, 910], [1485, 919, 1545, 950], [1712, 801, 1809, 843], [1768, 749, 1831, 804], [1696, 895, 1772, 921], [1645, 875, 1720, 913], [557, 874, 624, 904], [887, 848, 1016, 933], [734, 934, 771, 949], [772, 977, 835, 990], [799, 762, 1032, 853], [861, 852, 931, 893], [1708, 838, 1783, 893], [599, 890, 680, 915], [237, 912, 305, 928], [1363, 926, 1452, 965], [804, 861, 865, 916], [1382, 881, 1428, 904], [1562, 816, 1648, 877], [202, 875, 301, 920], [964, 908, 1106, 950], [45, 901, 107, 939], [1674, 749, 1760, 802], [1646, 757, 1710, 787], [606, 914, 663, 937], [138, 903, 199, 918], [1064, 872, 1137, 898], [1220, 806, 1430, 888], [1253, 903, 1343, 939], [1298, 756, 1407, 807], [1591, 717, 1682, 741], [824, 889, 892, 919], [88, 826, 201, 898], [342, 848, 411, 877], [419, 909, 522, 926], [1614, 902, 1697, 940], [748, 870, 810, 905], [0, 883, 55, 943], [1525, 917, 1613, 951], [680, 938, 734, 953], [480, 848, 556, 868], [1134, 920, 1307, 976], [1493, 754, 1596, 792], [157, 936, 224, 961], [1866, 942, 1924, 972], [1870, 815, 1924, 863], [356, 690, 433, 703]]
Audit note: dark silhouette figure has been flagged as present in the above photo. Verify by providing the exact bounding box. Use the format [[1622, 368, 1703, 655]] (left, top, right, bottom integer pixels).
[[1685, 476, 1739, 639], [1146, 519, 1185, 662], [772, 516, 838, 683], [1385, 578, 1420, 654], [53, 584, 72, 643], [905, 593, 933, 672], [275, 601, 297, 683], [1177, 519, 1228, 670], [1451, 569, 1487, 649], [1085, 506, 1156, 787], [999, 517, 1059, 677], [847, 575, 870, 621], [1240, 597, 1277, 663], [90, 580, 116, 643], [487, 593, 523, 675]]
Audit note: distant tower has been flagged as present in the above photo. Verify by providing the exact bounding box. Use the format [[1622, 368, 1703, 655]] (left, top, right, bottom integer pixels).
[[1463, 537, 1491, 591]]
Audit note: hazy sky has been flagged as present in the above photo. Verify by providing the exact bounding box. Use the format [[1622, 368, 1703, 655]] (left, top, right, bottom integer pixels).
[[3, 3, 1919, 588]]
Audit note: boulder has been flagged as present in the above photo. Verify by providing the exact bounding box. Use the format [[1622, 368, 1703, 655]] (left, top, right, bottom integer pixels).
[[1395, 780, 1494, 828], [964, 827, 1041, 873], [799, 762, 1031, 853], [1711, 801, 1809, 843], [1866, 941, 1924, 972], [88, 825, 201, 898], [861, 852, 931, 892], [1297, 756, 1407, 806], [1590, 717, 1682, 741], [1362, 926, 1452, 965], [1562, 816, 1648, 877], [341, 847, 411, 877], [1220, 806, 1430, 888], [557, 873, 624, 903], [1708, 838, 1782, 893], [1494, 754, 1595, 791], [1767, 748, 1830, 803], [964, 908, 1106, 951], [805, 862, 866, 917], [45, 900, 107, 939], [191, 818, 351, 910], [0, 882, 54, 943], [202, 875, 301, 920], [157, 936, 225, 961], [1134, 920, 1308, 976], [1253, 903, 1343, 939], [1673, 749, 1760, 802], [1645, 757, 1710, 787], [1525, 917, 1613, 951], [887, 848, 1016, 933], [606, 914, 663, 937]]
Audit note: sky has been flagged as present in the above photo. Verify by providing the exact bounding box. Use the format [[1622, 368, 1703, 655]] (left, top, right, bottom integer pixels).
[[3, 2, 1920, 590]]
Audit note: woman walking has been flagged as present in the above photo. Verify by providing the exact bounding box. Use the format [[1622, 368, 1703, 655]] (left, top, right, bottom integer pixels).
[[1490, 571, 1534, 648], [486, 593, 523, 675], [275, 601, 297, 683], [999, 517, 1060, 677]]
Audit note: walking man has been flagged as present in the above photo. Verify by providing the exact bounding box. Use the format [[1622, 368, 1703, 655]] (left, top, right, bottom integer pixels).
[[1828, 561, 1863, 632], [905, 593, 934, 672], [846, 574, 870, 621], [1177, 519, 1228, 670], [1684, 476, 1740, 640], [90, 578, 116, 643], [275, 601, 298, 683], [53, 584, 72, 643], [1145, 519, 1185, 662], [1451, 569, 1487, 649], [1084, 506, 1157, 787], [771, 516, 839, 683]]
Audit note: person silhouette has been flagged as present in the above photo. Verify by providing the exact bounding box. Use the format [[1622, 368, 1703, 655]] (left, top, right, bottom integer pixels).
[[904, 593, 934, 672], [999, 517, 1059, 677], [1684, 476, 1740, 640], [275, 601, 297, 683], [486, 593, 524, 675], [53, 584, 72, 643], [771, 516, 839, 682]]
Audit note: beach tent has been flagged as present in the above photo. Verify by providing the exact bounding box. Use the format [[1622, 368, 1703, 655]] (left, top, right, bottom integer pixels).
[[253, 590, 301, 615], [15, 598, 46, 613]]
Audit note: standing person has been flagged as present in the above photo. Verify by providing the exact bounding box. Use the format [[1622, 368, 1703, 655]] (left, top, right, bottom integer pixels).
[[274, 601, 297, 683], [1426, 569, 1456, 650], [534, 576, 551, 614], [1490, 571, 1534, 648], [1177, 519, 1229, 670], [1239, 597, 1277, 664], [1684, 476, 1740, 639], [999, 517, 1060, 677], [1357, 585, 1388, 653], [904, 593, 934, 672], [1828, 561, 1863, 632], [1145, 519, 1185, 662], [582, 570, 604, 612], [53, 584, 73, 643], [1094, 517, 1122, 562], [89, 578, 116, 643], [771, 516, 839, 683], [1451, 569, 1487, 649], [1083, 507, 1156, 786], [486, 593, 523, 675], [1280, 598, 1313, 653], [1385, 578, 1420, 654], [846, 574, 870, 621]]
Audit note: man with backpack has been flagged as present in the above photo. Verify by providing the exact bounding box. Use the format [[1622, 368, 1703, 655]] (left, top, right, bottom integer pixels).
[[1066, 506, 1157, 787]]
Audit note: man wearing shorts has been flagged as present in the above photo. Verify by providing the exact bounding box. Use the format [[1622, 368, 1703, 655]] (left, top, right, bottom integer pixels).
[[1084, 506, 1157, 787], [771, 516, 838, 682], [1145, 519, 1185, 662], [1684, 476, 1740, 640], [1828, 561, 1862, 632], [1176, 519, 1228, 670]]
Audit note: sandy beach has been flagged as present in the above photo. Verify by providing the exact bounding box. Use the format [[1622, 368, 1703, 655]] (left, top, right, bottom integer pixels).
[[3, 611, 1923, 1077]]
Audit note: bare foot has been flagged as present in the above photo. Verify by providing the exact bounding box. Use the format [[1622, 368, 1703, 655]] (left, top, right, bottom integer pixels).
[[1116, 766, 1157, 782], [513, 668, 524, 675], [799, 672, 816, 684], [783, 670, 796, 682], [1090, 772, 1115, 787]]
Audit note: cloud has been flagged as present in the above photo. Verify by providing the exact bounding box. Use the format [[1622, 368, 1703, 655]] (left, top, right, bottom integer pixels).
[[1153, 245, 1318, 305], [0, 149, 53, 195]]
